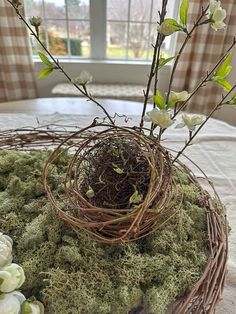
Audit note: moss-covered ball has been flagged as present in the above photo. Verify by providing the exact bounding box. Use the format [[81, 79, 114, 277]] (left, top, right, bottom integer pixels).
[[0, 150, 210, 314]]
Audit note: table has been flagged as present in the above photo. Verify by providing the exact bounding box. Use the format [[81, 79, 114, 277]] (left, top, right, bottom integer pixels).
[[0, 98, 236, 313]]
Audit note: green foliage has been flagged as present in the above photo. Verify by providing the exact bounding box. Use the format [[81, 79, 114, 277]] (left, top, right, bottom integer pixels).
[[180, 0, 189, 27], [37, 51, 55, 78], [129, 187, 143, 205], [160, 18, 183, 36], [153, 91, 166, 109], [158, 55, 177, 69], [0, 150, 216, 314], [112, 163, 124, 174], [38, 51, 53, 67], [86, 185, 95, 198], [211, 53, 232, 91], [61, 38, 82, 56], [229, 94, 236, 104]]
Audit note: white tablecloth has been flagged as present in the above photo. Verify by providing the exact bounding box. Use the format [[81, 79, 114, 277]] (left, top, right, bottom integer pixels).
[[0, 113, 236, 313]]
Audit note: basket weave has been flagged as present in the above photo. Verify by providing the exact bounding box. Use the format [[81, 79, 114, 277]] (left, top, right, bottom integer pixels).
[[0, 124, 228, 313]]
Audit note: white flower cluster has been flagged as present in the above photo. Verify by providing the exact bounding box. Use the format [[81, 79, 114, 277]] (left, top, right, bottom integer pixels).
[[144, 90, 204, 132], [208, 0, 226, 31], [0, 232, 44, 314]]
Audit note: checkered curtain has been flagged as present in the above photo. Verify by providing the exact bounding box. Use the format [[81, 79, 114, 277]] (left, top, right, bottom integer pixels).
[[172, 0, 236, 115], [0, 1, 37, 102]]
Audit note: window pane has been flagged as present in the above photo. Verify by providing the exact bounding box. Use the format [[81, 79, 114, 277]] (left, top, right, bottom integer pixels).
[[152, 0, 176, 22], [67, 0, 90, 20], [107, 0, 129, 21], [107, 22, 127, 59], [24, 0, 43, 17], [47, 20, 68, 56], [68, 21, 90, 57], [128, 23, 149, 60], [130, 0, 152, 22], [44, 0, 66, 19]]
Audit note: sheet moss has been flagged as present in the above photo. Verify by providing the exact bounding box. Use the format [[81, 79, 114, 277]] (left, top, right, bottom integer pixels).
[[0, 149, 211, 314]]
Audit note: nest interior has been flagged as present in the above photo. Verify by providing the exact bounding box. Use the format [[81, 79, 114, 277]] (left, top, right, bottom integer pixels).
[[43, 125, 176, 243]]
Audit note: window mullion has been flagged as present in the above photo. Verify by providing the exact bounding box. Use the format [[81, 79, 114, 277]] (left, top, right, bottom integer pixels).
[[126, 0, 131, 59], [64, 0, 71, 56], [42, 0, 49, 51], [90, 0, 106, 59]]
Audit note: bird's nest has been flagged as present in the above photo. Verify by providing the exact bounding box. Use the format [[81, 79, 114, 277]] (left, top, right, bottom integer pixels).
[[0, 123, 228, 313]]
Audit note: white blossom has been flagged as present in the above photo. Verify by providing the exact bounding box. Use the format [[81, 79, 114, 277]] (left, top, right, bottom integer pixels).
[[208, 0, 226, 31], [176, 113, 205, 132], [0, 291, 25, 314], [169, 91, 191, 103], [0, 232, 13, 267], [145, 109, 173, 129], [73, 70, 93, 85], [0, 263, 25, 293]]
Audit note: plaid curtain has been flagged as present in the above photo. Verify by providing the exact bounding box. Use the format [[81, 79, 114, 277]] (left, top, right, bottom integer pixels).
[[0, 1, 37, 102], [172, 0, 236, 115]]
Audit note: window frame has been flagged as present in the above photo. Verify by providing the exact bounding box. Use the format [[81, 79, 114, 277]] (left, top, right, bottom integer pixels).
[[26, 0, 180, 63]]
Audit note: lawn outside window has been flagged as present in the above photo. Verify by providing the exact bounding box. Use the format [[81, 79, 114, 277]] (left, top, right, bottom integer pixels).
[[24, 0, 180, 63]]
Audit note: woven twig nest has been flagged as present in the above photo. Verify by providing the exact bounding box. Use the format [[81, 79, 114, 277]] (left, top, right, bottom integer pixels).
[[0, 124, 228, 313], [43, 123, 179, 244]]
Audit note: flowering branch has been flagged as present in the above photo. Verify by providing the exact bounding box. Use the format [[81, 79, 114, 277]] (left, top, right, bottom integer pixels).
[[173, 37, 236, 118], [172, 83, 236, 163], [6, 0, 114, 125], [165, 5, 210, 111], [139, 0, 168, 129]]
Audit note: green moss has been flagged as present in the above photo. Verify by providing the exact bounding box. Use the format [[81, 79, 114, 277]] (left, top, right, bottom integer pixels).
[[0, 149, 215, 314]]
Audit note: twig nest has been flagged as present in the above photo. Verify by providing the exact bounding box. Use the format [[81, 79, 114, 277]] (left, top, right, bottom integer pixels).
[[43, 123, 179, 243]]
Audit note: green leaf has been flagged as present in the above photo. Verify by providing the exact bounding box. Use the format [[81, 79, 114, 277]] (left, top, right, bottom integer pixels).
[[229, 94, 236, 104], [158, 55, 177, 69], [214, 53, 232, 79], [38, 51, 53, 67], [37, 67, 53, 79], [153, 91, 165, 109], [180, 0, 189, 26], [86, 185, 94, 198], [167, 99, 177, 108], [112, 163, 124, 174], [214, 78, 232, 92], [129, 188, 143, 205], [159, 19, 183, 36]]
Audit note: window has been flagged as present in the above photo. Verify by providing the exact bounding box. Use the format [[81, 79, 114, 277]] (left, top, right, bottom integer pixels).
[[24, 0, 179, 61]]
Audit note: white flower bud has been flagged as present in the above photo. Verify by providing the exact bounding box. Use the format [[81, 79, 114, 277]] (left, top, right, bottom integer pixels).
[[0, 263, 25, 293], [0, 232, 13, 267], [73, 70, 93, 85], [29, 16, 42, 27], [0, 291, 25, 314], [169, 91, 190, 103], [21, 300, 45, 314]]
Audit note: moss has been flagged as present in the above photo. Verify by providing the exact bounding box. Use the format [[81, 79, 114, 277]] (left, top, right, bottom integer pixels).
[[0, 149, 214, 314]]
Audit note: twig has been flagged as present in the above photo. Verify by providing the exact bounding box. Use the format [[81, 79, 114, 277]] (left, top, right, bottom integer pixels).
[[6, 0, 114, 125], [172, 83, 236, 163], [139, 0, 168, 129], [165, 5, 210, 108], [173, 37, 236, 117]]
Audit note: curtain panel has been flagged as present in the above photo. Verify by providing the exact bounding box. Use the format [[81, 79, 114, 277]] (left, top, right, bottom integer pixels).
[[172, 0, 236, 115], [0, 0, 37, 102]]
